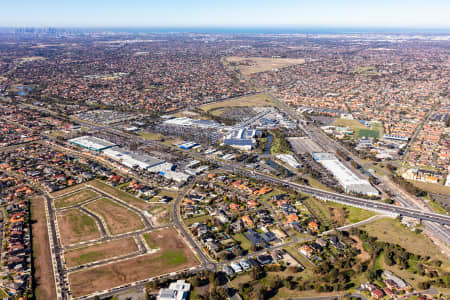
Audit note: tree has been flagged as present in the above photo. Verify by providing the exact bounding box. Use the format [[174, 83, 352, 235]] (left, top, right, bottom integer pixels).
[[251, 266, 265, 280], [209, 287, 228, 300]]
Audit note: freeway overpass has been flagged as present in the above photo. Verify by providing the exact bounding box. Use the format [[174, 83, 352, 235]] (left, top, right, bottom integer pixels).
[[222, 164, 450, 226]]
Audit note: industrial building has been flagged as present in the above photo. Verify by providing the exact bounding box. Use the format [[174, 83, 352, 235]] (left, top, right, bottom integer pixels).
[[276, 154, 301, 169], [313, 152, 379, 196], [163, 117, 222, 129], [223, 128, 259, 150], [178, 141, 199, 150], [383, 134, 409, 142], [68, 136, 117, 152], [148, 162, 191, 183], [102, 147, 165, 169]]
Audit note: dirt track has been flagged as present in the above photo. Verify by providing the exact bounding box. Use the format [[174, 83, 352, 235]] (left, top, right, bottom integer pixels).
[[31, 197, 57, 300]]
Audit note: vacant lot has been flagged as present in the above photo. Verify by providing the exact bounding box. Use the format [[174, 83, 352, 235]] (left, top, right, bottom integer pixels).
[[85, 197, 145, 235], [333, 118, 367, 130], [224, 56, 305, 75], [410, 180, 450, 196], [31, 197, 57, 300], [64, 237, 138, 267], [148, 205, 171, 226], [200, 93, 273, 114], [69, 228, 199, 298], [54, 188, 99, 208], [57, 209, 101, 245], [89, 180, 150, 210], [362, 218, 449, 269]]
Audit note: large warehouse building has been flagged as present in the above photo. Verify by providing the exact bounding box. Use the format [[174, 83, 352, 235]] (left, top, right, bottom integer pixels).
[[102, 147, 165, 169], [313, 152, 379, 196], [69, 136, 117, 151]]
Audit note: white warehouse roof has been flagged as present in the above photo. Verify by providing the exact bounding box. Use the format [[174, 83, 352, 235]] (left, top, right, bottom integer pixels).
[[103, 147, 164, 169], [69, 136, 117, 151], [313, 152, 378, 196]]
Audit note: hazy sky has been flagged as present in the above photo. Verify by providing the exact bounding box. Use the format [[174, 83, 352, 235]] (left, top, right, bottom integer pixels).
[[2, 0, 449, 28]]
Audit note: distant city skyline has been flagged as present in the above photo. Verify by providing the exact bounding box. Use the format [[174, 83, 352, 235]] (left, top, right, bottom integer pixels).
[[1, 0, 450, 29]]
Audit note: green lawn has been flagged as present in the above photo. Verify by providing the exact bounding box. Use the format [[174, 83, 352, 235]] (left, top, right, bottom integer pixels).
[[232, 233, 252, 251], [142, 233, 160, 250], [70, 250, 107, 266], [156, 250, 187, 266], [305, 176, 334, 192], [344, 205, 377, 223], [183, 215, 211, 226], [0, 288, 8, 298], [325, 201, 377, 223], [427, 200, 448, 215], [358, 129, 379, 139], [68, 210, 98, 236]]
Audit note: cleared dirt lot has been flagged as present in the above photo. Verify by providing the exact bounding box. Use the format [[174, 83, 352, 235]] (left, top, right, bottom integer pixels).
[[69, 227, 199, 298], [85, 197, 145, 235], [31, 197, 57, 300], [224, 56, 305, 75], [54, 188, 99, 208], [148, 205, 171, 226], [57, 209, 101, 245], [89, 180, 150, 210], [64, 237, 139, 268]]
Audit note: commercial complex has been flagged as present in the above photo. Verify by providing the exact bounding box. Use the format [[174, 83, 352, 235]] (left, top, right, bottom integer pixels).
[[102, 147, 165, 169], [68, 136, 117, 152], [223, 128, 259, 150], [163, 117, 222, 129], [313, 152, 379, 196]]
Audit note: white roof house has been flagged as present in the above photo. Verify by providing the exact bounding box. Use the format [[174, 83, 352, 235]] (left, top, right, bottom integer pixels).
[[157, 280, 191, 300]]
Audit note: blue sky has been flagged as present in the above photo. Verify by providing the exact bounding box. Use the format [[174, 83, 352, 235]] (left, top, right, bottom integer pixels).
[[1, 0, 449, 28]]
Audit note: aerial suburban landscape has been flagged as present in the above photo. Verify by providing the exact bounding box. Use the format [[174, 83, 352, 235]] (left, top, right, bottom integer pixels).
[[0, 1, 449, 300]]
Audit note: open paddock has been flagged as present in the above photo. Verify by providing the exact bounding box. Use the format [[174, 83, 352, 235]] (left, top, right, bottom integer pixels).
[[57, 209, 101, 245], [68, 227, 199, 298], [224, 56, 305, 75], [89, 180, 151, 210], [85, 197, 145, 235], [200, 93, 273, 114], [64, 237, 139, 268]]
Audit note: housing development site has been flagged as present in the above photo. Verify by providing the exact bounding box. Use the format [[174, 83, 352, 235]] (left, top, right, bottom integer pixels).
[[47, 181, 200, 299]]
